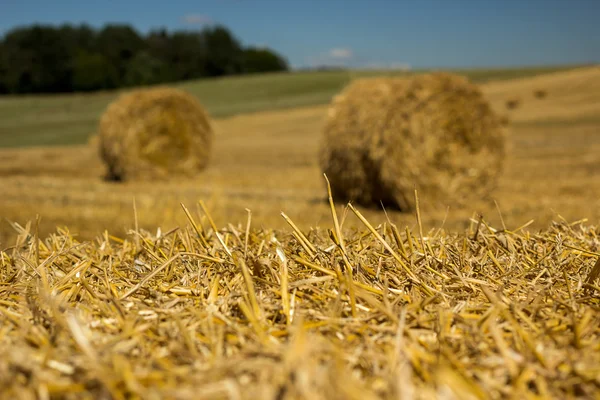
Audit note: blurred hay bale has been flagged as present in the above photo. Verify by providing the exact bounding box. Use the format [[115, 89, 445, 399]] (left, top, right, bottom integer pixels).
[[319, 73, 506, 211], [98, 87, 213, 181]]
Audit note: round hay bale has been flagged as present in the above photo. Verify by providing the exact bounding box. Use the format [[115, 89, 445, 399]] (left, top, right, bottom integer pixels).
[[319, 73, 506, 211], [98, 87, 213, 181]]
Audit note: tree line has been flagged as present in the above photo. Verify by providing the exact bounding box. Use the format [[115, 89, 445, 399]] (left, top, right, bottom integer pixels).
[[0, 23, 289, 94]]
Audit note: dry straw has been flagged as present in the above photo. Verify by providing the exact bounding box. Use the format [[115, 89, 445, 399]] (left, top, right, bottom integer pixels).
[[0, 196, 599, 399], [505, 98, 521, 110], [319, 73, 506, 211], [533, 89, 548, 99], [87, 133, 99, 148], [98, 87, 213, 181]]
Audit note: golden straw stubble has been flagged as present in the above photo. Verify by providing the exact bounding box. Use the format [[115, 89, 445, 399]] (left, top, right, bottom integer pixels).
[[98, 87, 213, 181], [319, 73, 506, 211]]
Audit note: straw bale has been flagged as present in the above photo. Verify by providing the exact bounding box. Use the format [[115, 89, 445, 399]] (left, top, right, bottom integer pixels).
[[319, 73, 506, 210], [98, 87, 213, 181]]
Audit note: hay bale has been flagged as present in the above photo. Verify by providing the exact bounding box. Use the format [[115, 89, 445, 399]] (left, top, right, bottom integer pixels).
[[319, 73, 506, 211], [98, 87, 213, 181]]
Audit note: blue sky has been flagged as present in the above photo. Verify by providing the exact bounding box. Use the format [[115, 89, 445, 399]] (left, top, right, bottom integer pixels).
[[1, 0, 599, 69]]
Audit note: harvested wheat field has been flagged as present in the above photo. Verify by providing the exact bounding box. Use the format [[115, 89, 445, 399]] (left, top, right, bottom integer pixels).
[[1, 67, 600, 244]]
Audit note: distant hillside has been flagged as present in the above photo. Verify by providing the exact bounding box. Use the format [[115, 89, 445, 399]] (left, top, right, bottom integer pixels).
[[0, 65, 586, 148]]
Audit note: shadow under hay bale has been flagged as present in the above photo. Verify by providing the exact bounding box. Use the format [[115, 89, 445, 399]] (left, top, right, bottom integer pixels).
[[319, 73, 506, 212], [98, 87, 213, 182]]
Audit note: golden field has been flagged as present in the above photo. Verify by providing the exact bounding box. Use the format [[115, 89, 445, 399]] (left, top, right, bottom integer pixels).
[[1, 66, 599, 244], [0, 66, 599, 399]]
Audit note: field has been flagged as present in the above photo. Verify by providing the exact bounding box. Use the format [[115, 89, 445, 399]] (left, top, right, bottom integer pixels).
[[1, 65, 600, 398], [0, 65, 599, 244], [0, 65, 575, 148]]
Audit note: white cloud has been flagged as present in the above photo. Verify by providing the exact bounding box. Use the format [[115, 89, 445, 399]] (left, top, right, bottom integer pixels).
[[304, 48, 354, 68], [181, 14, 213, 26], [329, 48, 353, 59], [307, 49, 413, 70]]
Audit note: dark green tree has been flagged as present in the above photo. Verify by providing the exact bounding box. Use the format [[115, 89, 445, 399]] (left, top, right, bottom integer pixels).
[[0, 23, 290, 94], [124, 51, 166, 86], [242, 47, 289, 74], [72, 51, 119, 91], [144, 29, 172, 81], [164, 31, 209, 81], [0, 25, 72, 93], [57, 24, 96, 55], [202, 25, 244, 76], [0, 41, 8, 93], [95, 24, 145, 86]]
